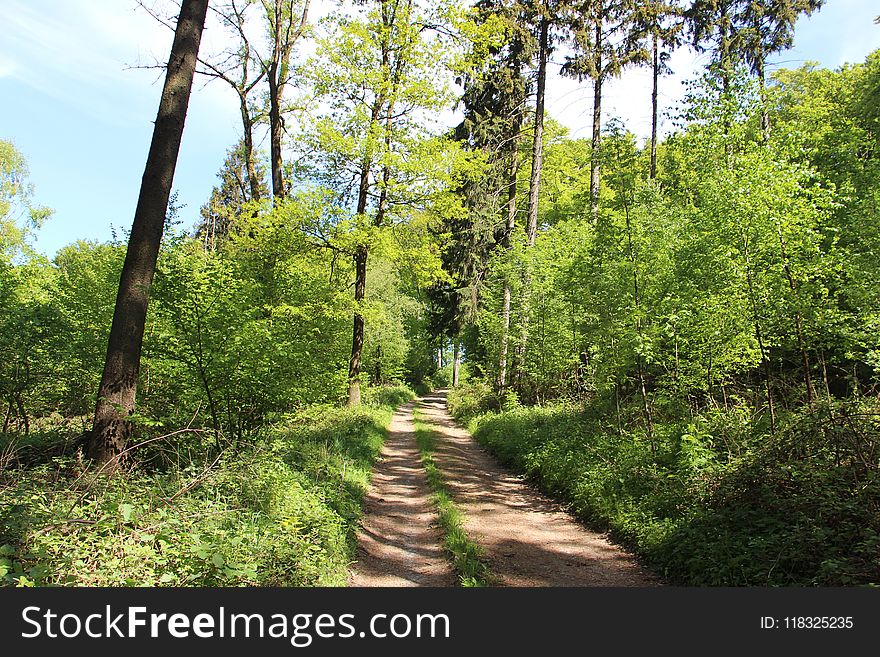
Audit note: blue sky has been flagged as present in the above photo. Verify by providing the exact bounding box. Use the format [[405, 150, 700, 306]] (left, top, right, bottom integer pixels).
[[1, 0, 878, 257]]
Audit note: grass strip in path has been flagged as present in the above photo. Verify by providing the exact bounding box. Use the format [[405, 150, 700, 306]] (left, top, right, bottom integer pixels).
[[413, 407, 492, 587]]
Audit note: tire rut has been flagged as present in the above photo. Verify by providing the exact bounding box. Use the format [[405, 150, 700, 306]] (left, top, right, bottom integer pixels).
[[420, 390, 659, 587], [348, 400, 455, 587]]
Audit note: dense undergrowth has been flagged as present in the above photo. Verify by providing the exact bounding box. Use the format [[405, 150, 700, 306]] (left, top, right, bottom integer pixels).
[[448, 383, 880, 586], [0, 385, 413, 587]]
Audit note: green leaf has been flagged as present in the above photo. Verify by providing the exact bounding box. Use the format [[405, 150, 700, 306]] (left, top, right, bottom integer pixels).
[[119, 504, 134, 523]]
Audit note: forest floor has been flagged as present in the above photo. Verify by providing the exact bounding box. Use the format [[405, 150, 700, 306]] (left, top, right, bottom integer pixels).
[[349, 390, 657, 587]]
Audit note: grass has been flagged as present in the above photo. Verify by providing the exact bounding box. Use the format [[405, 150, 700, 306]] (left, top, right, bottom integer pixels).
[[0, 384, 414, 587], [412, 408, 492, 587]]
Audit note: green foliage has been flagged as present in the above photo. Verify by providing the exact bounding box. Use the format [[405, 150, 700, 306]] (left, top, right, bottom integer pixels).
[[452, 381, 879, 586], [0, 392, 404, 587]]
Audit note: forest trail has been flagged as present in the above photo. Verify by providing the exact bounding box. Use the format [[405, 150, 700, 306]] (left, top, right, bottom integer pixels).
[[348, 400, 456, 586], [351, 391, 657, 587]]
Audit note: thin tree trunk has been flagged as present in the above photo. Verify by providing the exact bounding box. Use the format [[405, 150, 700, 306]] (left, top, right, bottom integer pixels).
[[590, 21, 603, 222], [743, 233, 777, 432], [452, 341, 460, 387], [15, 393, 28, 436], [268, 72, 284, 199], [497, 95, 522, 395], [2, 399, 11, 433], [514, 16, 548, 387], [819, 348, 832, 402], [758, 57, 770, 143], [89, 0, 209, 467], [776, 225, 815, 406], [650, 31, 659, 180], [618, 156, 653, 443], [526, 17, 547, 249], [590, 77, 603, 220], [374, 345, 382, 385], [266, 0, 311, 202]]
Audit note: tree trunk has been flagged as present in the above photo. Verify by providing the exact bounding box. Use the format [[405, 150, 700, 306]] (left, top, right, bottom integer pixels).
[[650, 31, 659, 180], [373, 345, 383, 386], [268, 73, 285, 200], [15, 393, 28, 436], [776, 225, 815, 406], [497, 88, 523, 395], [88, 0, 209, 467], [590, 21, 603, 222], [590, 75, 603, 221], [452, 340, 461, 387], [525, 17, 547, 250], [239, 95, 261, 201], [514, 16, 548, 387], [348, 244, 368, 407], [743, 233, 777, 433], [498, 281, 513, 392], [757, 57, 770, 143], [265, 0, 310, 202]]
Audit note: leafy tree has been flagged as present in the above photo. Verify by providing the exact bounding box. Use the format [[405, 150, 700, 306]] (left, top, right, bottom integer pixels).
[[303, 0, 462, 406]]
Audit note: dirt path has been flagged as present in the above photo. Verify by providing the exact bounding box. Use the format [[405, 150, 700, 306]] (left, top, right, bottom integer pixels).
[[420, 390, 657, 587], [348, 401, 455, 587], [350, 392, 657, 587]]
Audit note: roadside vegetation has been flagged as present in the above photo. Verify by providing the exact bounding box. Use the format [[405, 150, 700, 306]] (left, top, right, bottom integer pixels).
[[1, 386, 413, 586]]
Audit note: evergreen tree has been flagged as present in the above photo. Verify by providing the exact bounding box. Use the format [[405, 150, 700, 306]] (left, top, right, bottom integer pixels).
[[196, 139, 269, 250]]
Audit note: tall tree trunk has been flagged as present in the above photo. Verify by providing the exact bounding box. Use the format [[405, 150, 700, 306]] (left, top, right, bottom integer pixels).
[[590, 20, 603, 222], [239, 95, 261, 201], [452, 340, 461, 387], [743, 233, 777, 433], [268, 72, 285, 199], [497, 88, 523, 395], [89, 0, 209, 467], [525, 17, 547, 250], [347, 142, 374, 407], [757, 56, 770, 143], [266, 0, 311, 202], [650, 31, 659, 180], [514, 16, 548, 388], [618, 156, 653, 444], [776, 226, 815, 406]]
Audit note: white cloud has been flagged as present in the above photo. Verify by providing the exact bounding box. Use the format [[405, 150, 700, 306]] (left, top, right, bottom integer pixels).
[[0, 57, 15, 78]]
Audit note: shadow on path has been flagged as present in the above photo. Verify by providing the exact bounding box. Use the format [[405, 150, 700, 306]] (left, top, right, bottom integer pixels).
[[422, 390, 659, 587], [348, 401, 455, 587]]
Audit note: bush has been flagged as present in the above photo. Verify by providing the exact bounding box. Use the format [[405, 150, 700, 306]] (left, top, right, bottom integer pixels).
[[464, 397, 880, 586], [447, 379, 499, 423]]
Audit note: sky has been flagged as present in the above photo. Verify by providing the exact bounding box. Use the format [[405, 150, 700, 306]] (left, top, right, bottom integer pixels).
[[0, 1, 878, 257]]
